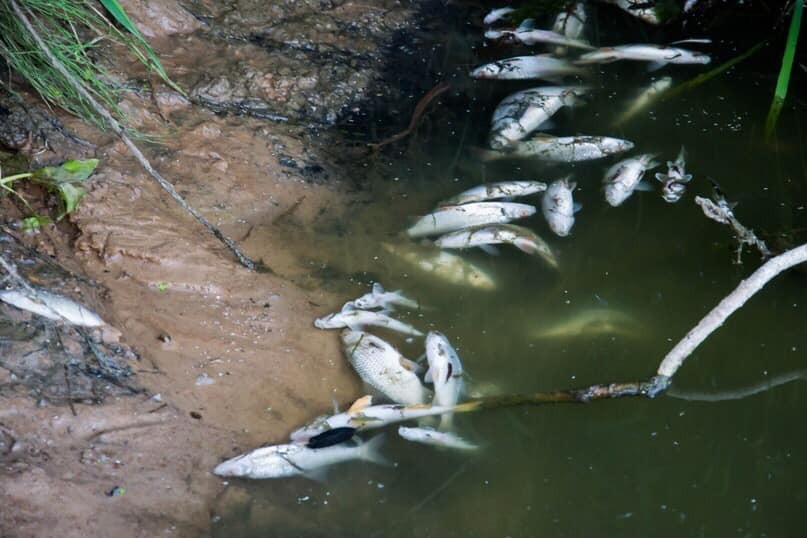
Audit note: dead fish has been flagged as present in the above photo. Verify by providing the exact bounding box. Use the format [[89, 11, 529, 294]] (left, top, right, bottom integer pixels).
[[306, 427, 357, 449], [489, 86, 588, 149], [381, 241, 496, 291], [434, 224, 558, 268], [315, 303, 423, 337], [597, 0, 662, 25], [603, 154, 659, 207], [577, 44, 711, 69], [533, 307, 641, 339], [398, 426, 479, 451], [614, 76, 672, 126], [352, 282, 421, 311], [407, 202, 536, 238], [483, 6, 516, 25], [655, 146, 692, 203], [424, 331, 465, 430], [471, 55, 584, 82], [541, 177, 578, 237], [213, 435, 387, 480], [485, 19, 593, 50], [552, 2, 587, 54], [485, 135, 634, 162], [0, 288, 105, 327], [291, 395, 375, 443], [342, 330, 431, 406], [438, 181, 548, 206]]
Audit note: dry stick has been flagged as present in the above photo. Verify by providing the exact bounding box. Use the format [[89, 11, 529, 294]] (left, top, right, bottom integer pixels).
[[8, 0, 256, 270], [368, 81, 451, 149]]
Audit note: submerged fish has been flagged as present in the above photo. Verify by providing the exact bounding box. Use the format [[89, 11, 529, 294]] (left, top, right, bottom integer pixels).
[[577, 44, 710, 67], [434, 224, 557, 268], [438, 181, 547, 206], [597, 0, 661, 24], [552, 2, 587, 54], [315, 303, 423, 336], [471, 55, 584, 82], [352, 282, 421, 311], [381, 241, 496, 291], [342, 330, 430, 406], [213, 435, 386, 479], [655, 146, 692, 203], [488, 135, 634, 163], [485, 20, 592, 50], [0, 288, 105, 327], [425, 331, 464, 430], [614, 76, 672, 126], [533, 307, 641, 339], [398, 426, 479, 451], [541, 178, 577, 237], [489, 87, 587, 149], [483, 6, 516, 25], [603, 154, 658, 207], [407, 202, 536, 238]]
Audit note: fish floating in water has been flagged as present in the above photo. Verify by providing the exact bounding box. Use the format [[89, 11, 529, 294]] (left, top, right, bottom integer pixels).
[[398, 426, 479, 451], [434, 224, 558, 268], [438, 181, 547, 207], [541, 177, 579, 237], [483, 6, 515, 25], [471, 55, 584, 82], [315, 303, 423, 337], [533, 307, 642, 339], [577, 44, 711, 68], [603, 154, 659, 207], [614, 76, 672, 126], [485, 19, 593, 50], [407, 202, 536, 238], [425, 331, 465, 429], [342, 330, 431, 405], [489, 86, 587, 149], [655, 146, 693, 203], [552, 2, 588, 54], [352, 282, 422, 311], [381, 241, 496, 291], [0, 288, 105, 327], [212, 434, 387, 479], [485, 134, 634, 163]]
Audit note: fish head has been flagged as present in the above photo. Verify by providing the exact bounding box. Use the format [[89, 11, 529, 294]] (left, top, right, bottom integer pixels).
[[352, 294, 376, 309], [691, 52, 711, 64], [314, 312, 344, 329], [604, 138, 635, 154], [471, 59, 513, 79], [213, 453, 256, 478], [514, 204, 538, 218], [661, 182, 687, 203]]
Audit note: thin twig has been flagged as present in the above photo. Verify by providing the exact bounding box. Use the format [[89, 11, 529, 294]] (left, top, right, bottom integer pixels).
[[668, 369, 807, 402], [695, 187, 772, 262], [8, 0, 256, 270], [368, 81, 451, 149]]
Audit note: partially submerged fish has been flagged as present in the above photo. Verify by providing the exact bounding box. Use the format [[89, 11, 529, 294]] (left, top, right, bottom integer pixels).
[[407, 202, 536, 238], [541, 178, 578, 237], [434, 224, 558, 268], [655, 146, 692, 203], [381, 241, 496, 291], [0, 288, 105, 327], [425, 331, 464, 430], [614, 76, 672, 126], [533, 307, 641, 339], [398, 426, 479, 451], [487, 135, 634, 163], [489, 87, 587, 149], [552, 2, 587, 54], [485, 20, 593, 50], [603, 154, 659, 207], [577, 44, 711, 68], [212, 435, 386, 479], [315, 303, 423, 337], [438, 181, 547, 206], [483, 6, 515, 25], [597, 0, 661, 25], [342, 330, 431, 406], [352, 282, 421, 311], [471, 55, 584, 82]]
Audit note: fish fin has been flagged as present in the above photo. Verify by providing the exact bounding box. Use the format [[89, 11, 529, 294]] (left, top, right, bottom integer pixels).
[[573, 202, 583, 213], [646, 61, 668, 72], [517, 18, 536, 31], [654, 172, 668, 182], [358, 434, 390, 467], [634, 181, 655, 192], [424, 367, 433, 384], [670, 38, 712, 45], [679, 174, 693, 183], [342, 302, 357, 312], [478, 244, 501, 256], [348, 395, 373, 414], [399, 357, 424, 374], [372, 282, 384, 295]]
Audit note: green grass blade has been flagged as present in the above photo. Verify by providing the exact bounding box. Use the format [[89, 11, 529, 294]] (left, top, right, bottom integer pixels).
[[765, 0, 803, 139]]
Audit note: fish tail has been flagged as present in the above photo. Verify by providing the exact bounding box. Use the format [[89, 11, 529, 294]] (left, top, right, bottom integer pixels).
[[358, 434, 390, 466]]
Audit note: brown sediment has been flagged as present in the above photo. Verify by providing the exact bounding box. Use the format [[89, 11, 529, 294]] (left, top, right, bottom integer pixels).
[[0, 0, 434, 534]]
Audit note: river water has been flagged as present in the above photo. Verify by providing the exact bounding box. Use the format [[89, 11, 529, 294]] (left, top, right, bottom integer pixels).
[[214, 3, 806, 536]]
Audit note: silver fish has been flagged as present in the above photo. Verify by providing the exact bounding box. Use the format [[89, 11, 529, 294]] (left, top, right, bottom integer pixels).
[[577, 44, 711, 67], [483, 6, 515, 25], [0, 288, 105, 327], [533, 307, 641, 339], [352, 282, 421, 310], [213, 435, 386, 479], [425, 331, 464, 430], [471, 55, 584, 81], [489, 86, 587, 149], [655, 147, 692, 203], [398, 426, 478, 451], [484, 25, 593, 50], [488, 134, 634, 162], [552, 2, 587, 54], [541, 178, 577, 237], [315, 304, 423, 336], [381, 241, 496, 291], [407, 202, 536, 238], [342, 330, 430, 405], [603, 154, 658, 207], [597, 0, 661, 24], [438, 181, 547, 206], [614, 76, 672, 126], [434, 224, 557, 268]]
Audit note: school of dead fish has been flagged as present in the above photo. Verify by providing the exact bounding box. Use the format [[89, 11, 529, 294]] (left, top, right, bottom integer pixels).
[[211, 0, 712, 480]]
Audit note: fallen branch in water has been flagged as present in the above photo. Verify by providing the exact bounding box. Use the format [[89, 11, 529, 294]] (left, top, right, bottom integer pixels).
[[667, 369, 807, 402], [368, 81, 451, 150], [8, 0, 256, 270]]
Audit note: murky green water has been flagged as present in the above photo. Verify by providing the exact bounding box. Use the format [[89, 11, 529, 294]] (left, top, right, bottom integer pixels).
[[215, 5, 806, 536]]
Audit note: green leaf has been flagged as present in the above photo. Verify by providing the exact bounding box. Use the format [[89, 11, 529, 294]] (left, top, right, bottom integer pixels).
[[21, 215, 53, 232], [33, 159, 99, 183], [53, 182, 86, 219], [765, 0, 803, 139]]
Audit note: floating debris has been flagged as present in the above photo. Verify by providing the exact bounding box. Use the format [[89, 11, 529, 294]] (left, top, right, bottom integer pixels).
[[532, 307, 642, 339], [381, 241, 497, 291]]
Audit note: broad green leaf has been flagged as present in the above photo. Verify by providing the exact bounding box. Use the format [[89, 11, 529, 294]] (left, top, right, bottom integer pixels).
[[22, 215, 53, 232], [53, 183, 86, 219], [33, 159, 99, 183]]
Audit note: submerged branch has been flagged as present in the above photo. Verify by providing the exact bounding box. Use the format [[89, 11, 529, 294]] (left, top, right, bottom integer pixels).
[[668, 369, 807, 402], [695, 194, 772, 262], [369, 81, 451, 150]]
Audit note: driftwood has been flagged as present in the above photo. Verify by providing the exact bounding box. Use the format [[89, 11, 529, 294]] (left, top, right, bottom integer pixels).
[[368, 81, 451, 150]]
